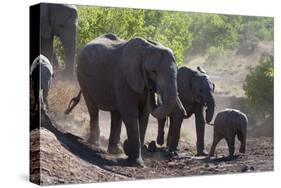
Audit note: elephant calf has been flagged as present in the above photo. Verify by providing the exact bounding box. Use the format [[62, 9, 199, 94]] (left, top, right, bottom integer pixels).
[[30, 54, 54, 111], [209, 109, 248, 157]]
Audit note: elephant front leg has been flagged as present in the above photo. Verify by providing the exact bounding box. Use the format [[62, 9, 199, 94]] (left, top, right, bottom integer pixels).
[[195, 110, 207, 156], [209, 131, 222, 157], [167, 110, 184, 152], [108, 111, 123, 154], [115, 80, 144, 166], [122, 118, 143, 166], [88, 108, 100, 146], [139, 106, 149, 147], [60, 28, 76, 76], [157, 118, 166, 146]]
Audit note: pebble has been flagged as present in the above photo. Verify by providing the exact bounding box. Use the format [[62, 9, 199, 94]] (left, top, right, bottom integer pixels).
[[241, 165, 255, 172]]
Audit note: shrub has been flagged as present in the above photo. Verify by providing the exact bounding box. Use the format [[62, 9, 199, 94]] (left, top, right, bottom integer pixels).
[[243, 55, 273, 118]]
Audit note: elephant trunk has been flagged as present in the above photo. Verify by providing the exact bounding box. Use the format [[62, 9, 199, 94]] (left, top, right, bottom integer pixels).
[[61, 26, 76, 75], [205, 93, 215, 123], [151, 74, 177, 119]]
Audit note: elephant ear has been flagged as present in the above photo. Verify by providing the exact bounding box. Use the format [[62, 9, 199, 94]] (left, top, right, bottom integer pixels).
[[122, 38, 150, 94], [189, 71, 198, 91]]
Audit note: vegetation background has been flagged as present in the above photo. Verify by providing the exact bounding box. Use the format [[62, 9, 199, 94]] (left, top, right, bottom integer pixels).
[[53, 5, 273, 136]]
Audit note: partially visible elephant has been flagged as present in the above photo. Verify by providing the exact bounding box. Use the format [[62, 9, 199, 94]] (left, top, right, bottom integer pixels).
[[157, 66, 215, 156], [209, 109, 248, 157], [30, 55, 54, 111], [65, 34, 179, 166], [40, 3, 77, 76]]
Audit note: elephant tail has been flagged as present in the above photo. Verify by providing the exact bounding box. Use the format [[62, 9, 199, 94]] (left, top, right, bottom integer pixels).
[[64, 90, 82, 115]]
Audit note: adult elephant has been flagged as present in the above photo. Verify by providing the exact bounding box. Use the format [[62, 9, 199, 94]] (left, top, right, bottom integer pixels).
[[65, 34, 179, 166], [156, 66, 215, 156], [40, 3, 77, 76]]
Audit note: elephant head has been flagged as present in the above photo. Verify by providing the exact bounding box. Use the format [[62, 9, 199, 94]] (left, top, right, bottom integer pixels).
[[40, 4, 77, 75], [122, 38, 178, 119], [191, 67, 215, 123]]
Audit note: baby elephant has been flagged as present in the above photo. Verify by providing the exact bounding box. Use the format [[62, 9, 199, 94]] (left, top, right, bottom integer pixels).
[[209, 109, 248, 157]]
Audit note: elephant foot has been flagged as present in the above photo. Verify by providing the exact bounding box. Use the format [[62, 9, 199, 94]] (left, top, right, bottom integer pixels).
[[156, 135, 164, 146], [167, 146, 178, 153], [125, 157, 145, 168], [226, 155, 238, 161], [239, 148, 246, 153], [167, 151, 179, 158], [208, 152, 215, 157], [147, 141, 157, 152], [196, 151, 208, 156], [107, 144, 123, 155]]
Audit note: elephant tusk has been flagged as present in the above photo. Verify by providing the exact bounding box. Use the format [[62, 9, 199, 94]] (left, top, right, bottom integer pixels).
[[156, 93, 163, 106], [176, 96, 187, 117]]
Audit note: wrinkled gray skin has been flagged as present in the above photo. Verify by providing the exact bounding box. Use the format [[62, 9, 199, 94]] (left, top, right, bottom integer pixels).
[[209, 109, 248, 157], [157, 67, 215, 156], [76, 34, 178, 166], [40, 3, 77, 75]]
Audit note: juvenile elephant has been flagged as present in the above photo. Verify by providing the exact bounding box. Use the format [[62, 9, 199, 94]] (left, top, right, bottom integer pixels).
[[157, 67, 215, 156], [30, 55, 54, 111], [209, 109, 248, 157], [40, 3, 77, 76], [66, 34, 179, 166]]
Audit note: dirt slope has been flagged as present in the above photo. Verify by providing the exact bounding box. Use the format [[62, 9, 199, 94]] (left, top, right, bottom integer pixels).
[[30, 112, 273, 185], [30, 41, 273, 185]]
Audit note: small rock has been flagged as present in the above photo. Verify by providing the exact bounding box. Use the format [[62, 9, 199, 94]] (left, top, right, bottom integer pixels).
[[168, 161, 176, 166], [147, 141, 157, 152], [241, 165, 255, 172]]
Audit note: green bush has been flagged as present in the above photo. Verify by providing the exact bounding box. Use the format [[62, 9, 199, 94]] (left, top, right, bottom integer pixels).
[[76, 6, 192, 65], [243, 55, 273, 118], [52, 6, 273, 67]]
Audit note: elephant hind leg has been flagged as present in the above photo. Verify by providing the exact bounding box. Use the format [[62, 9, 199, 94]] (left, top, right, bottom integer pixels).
[[87, 106, 100, 145], [82, 88, 100, 145], [237, 130, 246, 153], [209, 133, 222, 157], [108, 111, 123, 154], [226, 133, 236, 157]]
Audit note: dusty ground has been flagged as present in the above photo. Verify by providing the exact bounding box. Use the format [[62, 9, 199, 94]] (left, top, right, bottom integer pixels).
[[30, 41, 274, 185], [30, 110, 273, 185]]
